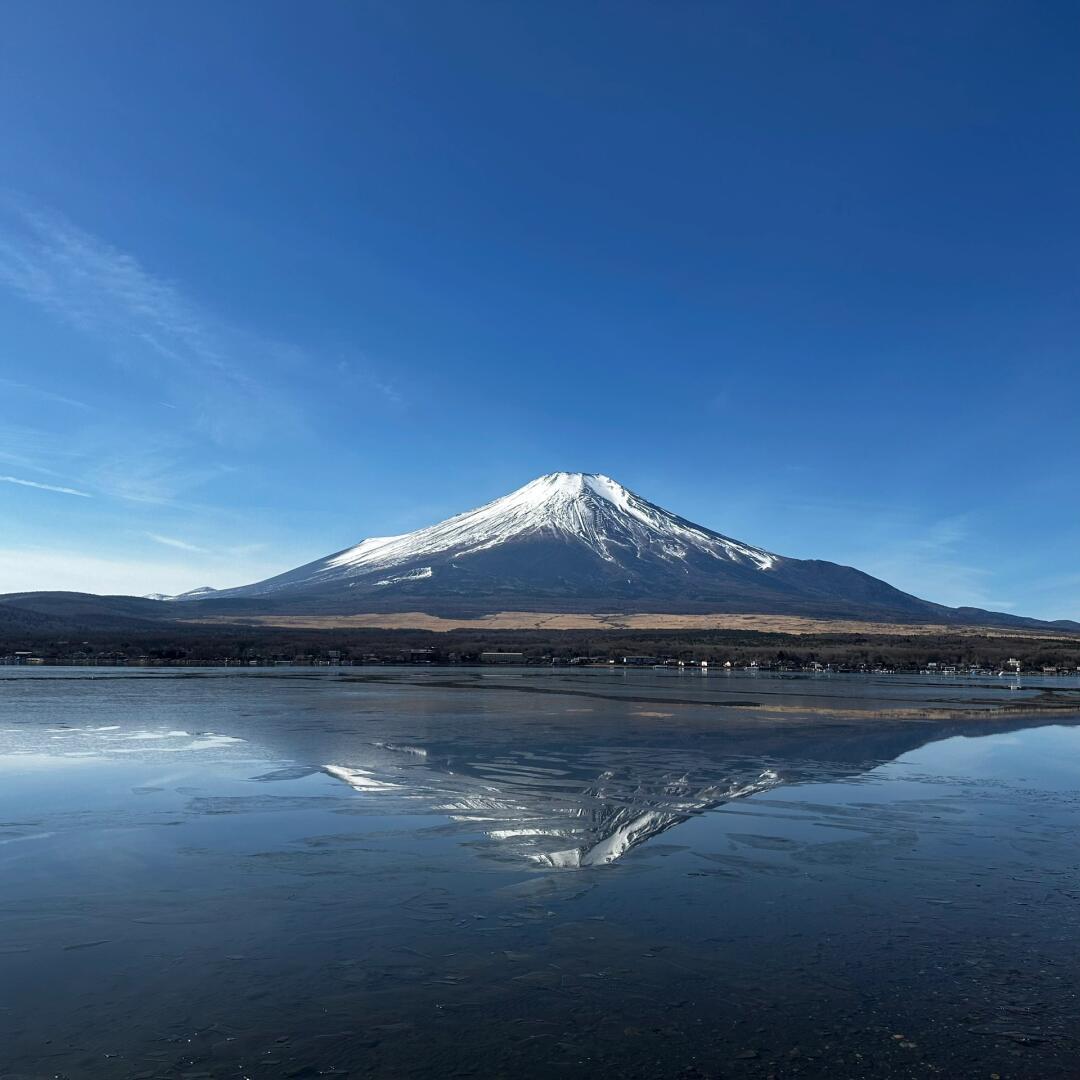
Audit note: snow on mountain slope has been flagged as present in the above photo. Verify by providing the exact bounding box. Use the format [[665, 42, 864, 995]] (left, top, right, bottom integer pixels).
[[146, 586, 219, 602], [325, 472, 777, 576], [207, 472, 783, 604], [202, 471, 965, 620], [7, 473, 1069, 628]]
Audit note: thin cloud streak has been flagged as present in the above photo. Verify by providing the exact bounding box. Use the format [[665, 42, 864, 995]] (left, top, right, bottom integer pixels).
[[0, 201, 234, 378], [0, 426, 231, 511], [334, 358, 403, 406], [145, 532, 209, 553], [0, 196, 402, 449], [0, 378, 93, 411], [0, 198, 286, 447], [1, 474, 92, 498], [856, 514, 1016, 613]]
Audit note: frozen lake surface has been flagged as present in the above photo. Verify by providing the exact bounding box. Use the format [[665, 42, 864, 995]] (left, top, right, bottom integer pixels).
[[1, 667, 1078, 1078]]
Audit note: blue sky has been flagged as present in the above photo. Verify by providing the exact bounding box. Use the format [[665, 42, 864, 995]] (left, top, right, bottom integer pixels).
[[1, 1, 1078, 617]]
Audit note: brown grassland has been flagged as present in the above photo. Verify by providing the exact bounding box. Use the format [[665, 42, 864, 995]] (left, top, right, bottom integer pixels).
[[183, 610, 1078, 639]]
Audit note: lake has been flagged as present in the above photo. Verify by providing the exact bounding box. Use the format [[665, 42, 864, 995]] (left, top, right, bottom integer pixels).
[[1, 667, 1078, 1078]]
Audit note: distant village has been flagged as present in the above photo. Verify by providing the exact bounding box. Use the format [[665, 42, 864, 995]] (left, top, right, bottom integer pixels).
[[3, 645, 1078, 677]]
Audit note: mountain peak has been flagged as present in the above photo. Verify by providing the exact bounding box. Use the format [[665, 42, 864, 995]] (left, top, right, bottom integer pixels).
[[504, 472, 630, 511], [210, 471, 781, 604]]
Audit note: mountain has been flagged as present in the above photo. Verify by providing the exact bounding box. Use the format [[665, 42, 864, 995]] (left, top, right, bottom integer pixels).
[[187, 471, 1037, 625], [0, 592, 174, 631], [3, 473, 1072, 631]]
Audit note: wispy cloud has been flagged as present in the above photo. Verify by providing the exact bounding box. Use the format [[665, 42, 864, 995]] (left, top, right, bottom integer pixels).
[[0, 192, 407, 554], [742, 494, 1019, 613], [0, 425, 235, 509], [334, 359, 402, 406], [0, 198, 403, 447], [91, 456, 238, 506], [0, 197, 299, 446], [0, 196, 407, 583], [856, 514, 1016, 612], [223, 542, 268, 558], [0, 378, 93, 411], [144, 533, 269, 559], [145, 532, 208, 553], [0, 425, 84, 479], [1, 474, 92, 498]]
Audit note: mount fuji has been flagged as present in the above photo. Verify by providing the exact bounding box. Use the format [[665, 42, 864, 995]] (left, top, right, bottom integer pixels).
[[2, 472, 1074, 630], [187, 471, 1003, 624]]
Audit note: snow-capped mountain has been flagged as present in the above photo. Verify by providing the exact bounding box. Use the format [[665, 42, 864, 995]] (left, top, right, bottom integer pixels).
[[4, 471, 1075, 629], [316, 471, 780, 574], [203, 471, 958, 620]]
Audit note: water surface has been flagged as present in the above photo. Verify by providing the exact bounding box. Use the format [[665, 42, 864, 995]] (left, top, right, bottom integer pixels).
[[2, 667, 1078, 1078]]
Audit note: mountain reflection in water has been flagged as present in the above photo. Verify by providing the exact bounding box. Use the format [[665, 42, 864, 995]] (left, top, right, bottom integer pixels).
[[304, 701, 1058, 869], [322, 752, 781, 867]]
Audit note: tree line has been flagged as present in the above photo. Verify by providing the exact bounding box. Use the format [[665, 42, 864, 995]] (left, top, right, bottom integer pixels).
[[4, 624, 1080, 671]]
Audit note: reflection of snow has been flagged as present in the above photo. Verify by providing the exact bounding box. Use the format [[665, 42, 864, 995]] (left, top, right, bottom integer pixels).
[[321, 742, 783, 869], [117, 730, 191, 741], [0, 831, 55, 847], [184, 734, 246, 751], [488, 828, 563, 840], [46, 726, 122, 734], [536, 771, 781, 868], [373, 741, 428, 757], [0, 753, 107, 769], [1, 727, 248, 762], [324, 764, 400, 791], [111, 733, 245, 753]]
